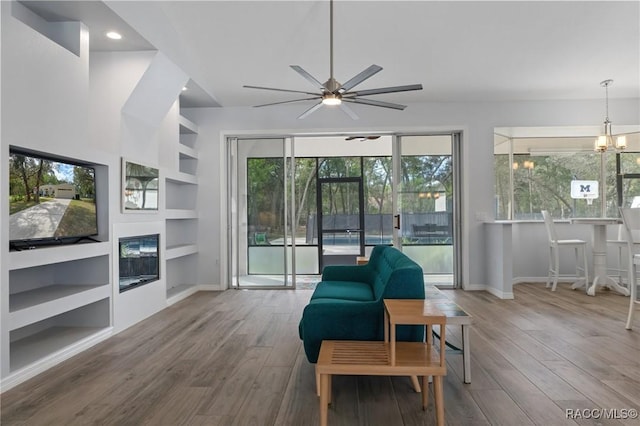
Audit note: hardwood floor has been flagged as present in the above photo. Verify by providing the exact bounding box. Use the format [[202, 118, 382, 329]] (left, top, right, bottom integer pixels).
[[2, 283, 640, 425]]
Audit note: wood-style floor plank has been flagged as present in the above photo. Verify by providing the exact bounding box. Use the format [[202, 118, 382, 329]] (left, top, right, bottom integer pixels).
[[2, 283, 640, 425]]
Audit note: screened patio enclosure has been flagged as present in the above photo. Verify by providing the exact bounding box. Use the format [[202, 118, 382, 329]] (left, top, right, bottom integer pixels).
[[227, 134, 460, 289]]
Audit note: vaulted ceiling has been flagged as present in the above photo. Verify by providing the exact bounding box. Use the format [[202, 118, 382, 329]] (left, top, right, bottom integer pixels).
[[21, 1, 640, 109]]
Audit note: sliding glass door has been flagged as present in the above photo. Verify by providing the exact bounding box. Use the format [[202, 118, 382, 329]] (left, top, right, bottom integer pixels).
[[393, 134, 459, 287], [229, 137, 296, 288], [228, 133, 461, 289]]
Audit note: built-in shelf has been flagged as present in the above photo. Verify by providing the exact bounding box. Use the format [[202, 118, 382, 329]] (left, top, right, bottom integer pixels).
[[165, 209, 198, 220], [9, 241, 110, 271], [179, 152, 198, 176], [166, 252, 198, 302], [178, 115, 198, 135], [166, 284, 199, 306], [165, 172, 197, 186], [178, 145, 198, 160], [179, 133, 198, 150], [9, 298, 111, 373], [166, 244, 198, 260], [9, 284, 111, 330], [166, 178, 197, 211], [10, 326, 111, 372]]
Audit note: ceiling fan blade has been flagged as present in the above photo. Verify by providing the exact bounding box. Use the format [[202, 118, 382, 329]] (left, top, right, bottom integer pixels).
[[346, 135, 380, 141], [290, 65, 325, 90], [343, 84, 423, 97], [254, 97, 321, 108], [243, 85, 319, 96], [339, 102, 359, 120], [298, 102, 323, 119], [338, 64, 383, 93], [342, 97, 406, 110]]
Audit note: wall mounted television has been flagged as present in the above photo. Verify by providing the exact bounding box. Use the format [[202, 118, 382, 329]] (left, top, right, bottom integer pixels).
[[9, 147, 99, 250], [119, 234, 160, 293]]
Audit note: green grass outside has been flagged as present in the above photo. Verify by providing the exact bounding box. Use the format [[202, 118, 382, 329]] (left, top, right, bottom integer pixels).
[[54, 199, 97, 237], [9, 197, 53, 215]]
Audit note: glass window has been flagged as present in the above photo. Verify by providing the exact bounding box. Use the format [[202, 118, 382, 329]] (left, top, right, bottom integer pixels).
[[494, 130, 640, 219], [247, 157, 285, 246], [363, 157, 393, 245]]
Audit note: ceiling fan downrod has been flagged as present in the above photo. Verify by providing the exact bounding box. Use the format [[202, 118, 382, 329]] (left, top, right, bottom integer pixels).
[[324, 0, 341, 93]]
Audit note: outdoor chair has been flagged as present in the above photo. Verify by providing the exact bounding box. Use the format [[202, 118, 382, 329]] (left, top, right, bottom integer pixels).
[[618, 208, 640, 330], [541, 210, 589, 292]]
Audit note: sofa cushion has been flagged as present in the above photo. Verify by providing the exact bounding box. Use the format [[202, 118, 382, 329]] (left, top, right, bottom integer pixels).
[[310, 280, 374, 302]]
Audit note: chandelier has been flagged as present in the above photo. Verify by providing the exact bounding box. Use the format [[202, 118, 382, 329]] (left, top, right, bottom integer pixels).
[[594, 79, 627, 152]]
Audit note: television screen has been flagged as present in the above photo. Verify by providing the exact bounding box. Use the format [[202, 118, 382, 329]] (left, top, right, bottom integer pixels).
[[119, 234, 160, 292], [9, 148, 98, 249]]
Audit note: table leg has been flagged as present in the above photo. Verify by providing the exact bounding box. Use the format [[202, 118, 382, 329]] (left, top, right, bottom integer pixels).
[[462, 324, 471, 384], [421, 375, 429, 410], [411, 376, 421, 393], [434, 375, 445, 426], [390, 320, 396, 365], [319, 374, 329, 426], [588, 224, 630, 296]]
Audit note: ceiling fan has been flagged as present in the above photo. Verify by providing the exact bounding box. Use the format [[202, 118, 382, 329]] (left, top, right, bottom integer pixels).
[[345, 135, 381, 141], [243, 0, 423, 120]]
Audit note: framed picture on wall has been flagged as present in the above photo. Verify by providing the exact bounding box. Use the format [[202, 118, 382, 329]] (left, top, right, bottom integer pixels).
[[122, 158, 159, 213]]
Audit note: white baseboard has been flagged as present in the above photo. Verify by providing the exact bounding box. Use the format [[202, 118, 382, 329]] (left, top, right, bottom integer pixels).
[[485, 286, 515, 300], [196, 284, 223, 291], [463, 283, 514, 299], [463, 284, 487, 291], [513, 277, 546, 284], [0, 327, 113, 393]]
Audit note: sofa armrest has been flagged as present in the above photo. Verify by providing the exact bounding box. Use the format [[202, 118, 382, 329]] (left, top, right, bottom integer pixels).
[[299, 300, 382, 363], [321, 264, 372, 283]]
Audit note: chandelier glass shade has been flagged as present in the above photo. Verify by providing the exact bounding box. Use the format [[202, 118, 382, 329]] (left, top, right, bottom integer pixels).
[[594, 79, 626, 152]]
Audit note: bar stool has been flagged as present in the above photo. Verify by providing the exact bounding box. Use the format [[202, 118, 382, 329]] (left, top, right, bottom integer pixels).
[[607, 225, 628, 287], [619, 208, 640, 330], [541, 210, 589, 292]]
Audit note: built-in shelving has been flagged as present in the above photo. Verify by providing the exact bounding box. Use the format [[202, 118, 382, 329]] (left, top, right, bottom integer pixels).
[[9, 284, 110, 330], [178, 115, 198, 135], [179, 151, 198, 176], [9, 297, 110, 373], [165, 112, 201, 301], [166, 244, 198, 260], [9, 241, 110, 271], [6, 247, 112, 376], [10, 326, 110, 372], [166, 254, 198, 305], [165, 209, 198, 220], [166, 171, 197, 186]]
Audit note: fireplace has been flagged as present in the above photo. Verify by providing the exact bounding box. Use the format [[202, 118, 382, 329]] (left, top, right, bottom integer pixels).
[[119, 234, 160, 292]]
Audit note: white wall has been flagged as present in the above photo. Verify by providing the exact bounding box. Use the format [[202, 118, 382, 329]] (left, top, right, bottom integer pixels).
[[1, 1, 100, 378], [1, 2, 192, 383], [186, 97, 640, 290]]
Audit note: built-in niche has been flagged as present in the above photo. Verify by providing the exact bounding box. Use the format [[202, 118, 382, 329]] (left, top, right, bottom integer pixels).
[[122, 159, 159, 212]]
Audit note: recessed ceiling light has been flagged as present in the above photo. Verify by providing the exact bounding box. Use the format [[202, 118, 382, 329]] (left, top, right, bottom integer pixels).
[[182, 87, 188, 92], [106, 31, 122, 40]]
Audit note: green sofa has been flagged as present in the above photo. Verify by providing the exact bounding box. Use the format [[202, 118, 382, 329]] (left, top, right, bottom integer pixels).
[[298, 245, 426, 363]]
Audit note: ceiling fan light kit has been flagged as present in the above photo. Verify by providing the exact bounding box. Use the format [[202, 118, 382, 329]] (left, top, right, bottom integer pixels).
[[243, 0, 423, 120]]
